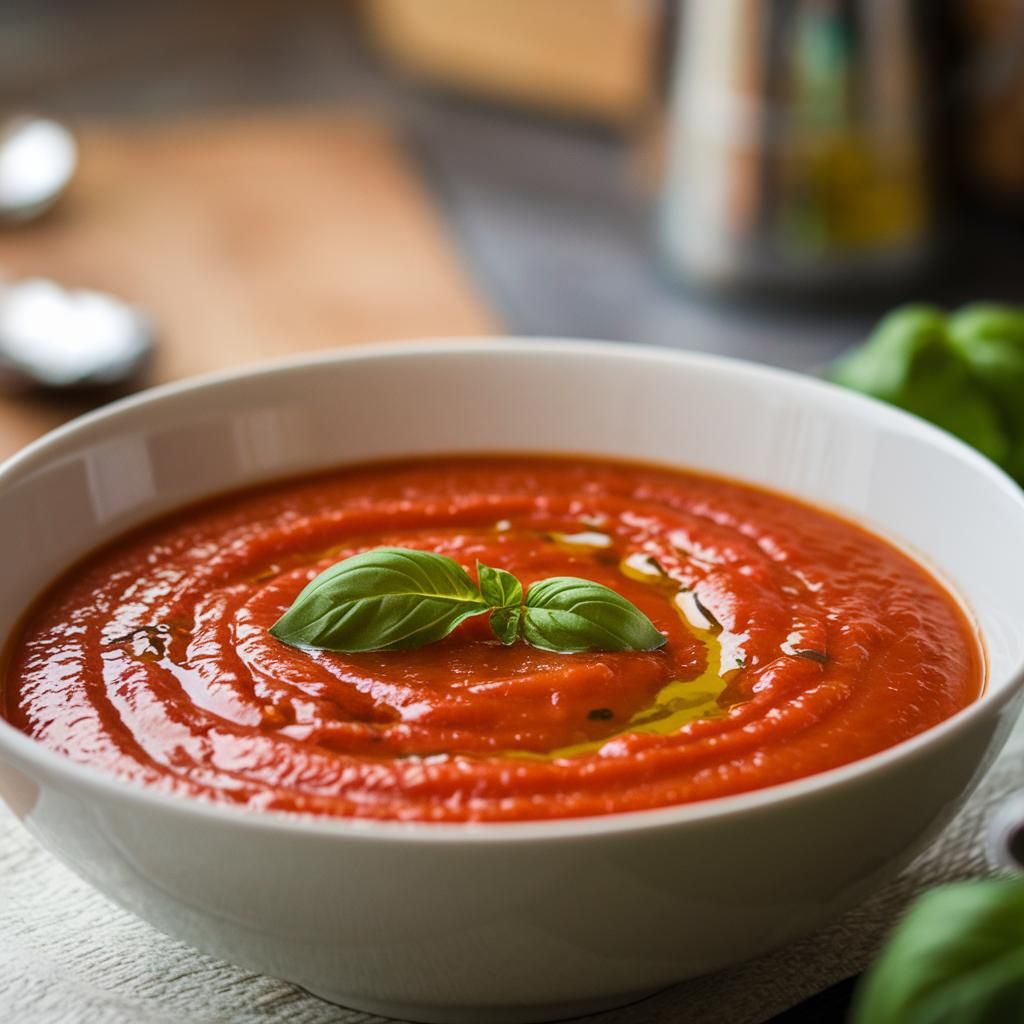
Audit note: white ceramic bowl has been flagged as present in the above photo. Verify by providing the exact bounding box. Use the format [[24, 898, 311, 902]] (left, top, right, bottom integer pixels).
[[1, 340, 1023, 1024]]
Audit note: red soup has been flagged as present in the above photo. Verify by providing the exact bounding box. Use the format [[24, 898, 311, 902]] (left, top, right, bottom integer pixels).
[[1, 456, 983, 822]]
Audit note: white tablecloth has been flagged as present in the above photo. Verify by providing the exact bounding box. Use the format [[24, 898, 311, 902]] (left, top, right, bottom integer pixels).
[[3, 718, 1022, 1024]]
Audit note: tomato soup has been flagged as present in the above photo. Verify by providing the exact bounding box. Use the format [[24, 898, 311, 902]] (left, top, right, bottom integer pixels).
[[1, 456, 983, 822]]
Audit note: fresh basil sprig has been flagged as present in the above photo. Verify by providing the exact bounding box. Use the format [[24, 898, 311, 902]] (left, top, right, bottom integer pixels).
[[270, 547, 666, 655], [851, 878, 1024, 1024]]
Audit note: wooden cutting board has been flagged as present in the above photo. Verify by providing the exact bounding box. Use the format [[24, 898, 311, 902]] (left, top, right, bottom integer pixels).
[[0, 114, 496, 458]]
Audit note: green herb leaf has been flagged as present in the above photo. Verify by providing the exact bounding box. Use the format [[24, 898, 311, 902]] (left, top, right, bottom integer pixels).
[[477, 561, 525, 644], [949, 304, 1024, 439], [489, 605, 522, 645], [269, 547, 489, 652], [852, 878, 1024, 1024], [829, 304, 1010, 465], [477, 561, 522, 609], [950, 303, 1024, 355], [271, 549, 668, 655], [521, 576, 666, 654], [829, 305, 950, 402], [906, 373, 1009, 466]]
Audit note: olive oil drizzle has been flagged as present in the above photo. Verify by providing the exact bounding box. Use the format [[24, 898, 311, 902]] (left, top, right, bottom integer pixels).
[[252, 525, 749, 761], [508, 552, 747, 762]]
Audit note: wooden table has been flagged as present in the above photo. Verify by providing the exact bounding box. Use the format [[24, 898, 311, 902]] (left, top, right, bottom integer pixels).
[[0, 114, 495, 458]]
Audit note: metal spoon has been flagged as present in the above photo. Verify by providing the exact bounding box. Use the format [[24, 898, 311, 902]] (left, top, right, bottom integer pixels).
[[0, 116, 77, 224], [0, 120, 155, 390], [0, 277, 155, 391]]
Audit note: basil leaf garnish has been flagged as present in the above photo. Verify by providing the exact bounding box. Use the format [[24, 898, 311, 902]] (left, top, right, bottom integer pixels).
[[489, 605, 522, 646], [477, 562, 524, 646], [477, 561, 522, 610], [521, 576, 666, 654], [852, 878, 1024, 1024], [269, 547, 489, 652], [270, 548, 666, 655]]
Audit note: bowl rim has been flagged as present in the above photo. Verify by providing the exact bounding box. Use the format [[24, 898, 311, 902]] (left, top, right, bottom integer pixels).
[[1, 336, 1022, 844]]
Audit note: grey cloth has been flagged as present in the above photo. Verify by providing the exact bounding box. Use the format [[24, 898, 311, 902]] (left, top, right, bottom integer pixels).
[[2, 718, 1022, 1024]]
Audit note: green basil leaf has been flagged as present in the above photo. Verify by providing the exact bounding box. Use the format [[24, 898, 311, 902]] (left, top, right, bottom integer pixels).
[[851, 878, 1024, 1024], [477, 561, 522, 609], [949, 305, 1024, 410], [478, 562, 524, 644], [269, 547, 488, 652], [271, 549, 668, 656], [950, 303, 1024, 351], [1006, 439, 1024, 486], [830, 304, 1010, 466], [902, 366, 1010, 466], [489, 605, 522, 646], [949, 304, 1024, 480], [521, 576, 666, 654], [829, 305, 950, 402]]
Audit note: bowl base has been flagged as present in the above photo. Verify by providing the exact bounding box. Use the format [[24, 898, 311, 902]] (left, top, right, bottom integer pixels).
[[301, 984, 664, 1023]]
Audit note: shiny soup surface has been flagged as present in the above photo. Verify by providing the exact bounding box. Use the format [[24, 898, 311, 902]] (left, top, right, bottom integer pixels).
[[2, 456, 983, 822]]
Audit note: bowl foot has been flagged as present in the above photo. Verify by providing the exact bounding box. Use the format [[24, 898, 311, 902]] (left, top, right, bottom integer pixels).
[[300, 985, 664, 1023]]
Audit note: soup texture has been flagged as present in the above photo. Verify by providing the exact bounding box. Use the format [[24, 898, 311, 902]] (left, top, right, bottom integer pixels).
[[2, 456, 982, 822]]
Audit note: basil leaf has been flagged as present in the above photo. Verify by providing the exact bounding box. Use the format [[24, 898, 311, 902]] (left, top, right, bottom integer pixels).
[[270, 547, 488, 652], [949, 304, 1024, 476], [950, 303, 1024, 356], [521, 576, 666, 654], [489, 605, 522, 646], [477, 562, 524, 645], [829, 305, 950, 402], [271, 549, 668, 655], [830, 305, 1010, 466], [477, 561, 522, 609], [903, 367, 1010, 466], [1006, 439, 1024, 487], [852, 878, 1024, 1024]]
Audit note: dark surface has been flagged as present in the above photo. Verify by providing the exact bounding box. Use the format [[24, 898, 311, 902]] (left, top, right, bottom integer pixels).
[[770, 976, 859, 1024]]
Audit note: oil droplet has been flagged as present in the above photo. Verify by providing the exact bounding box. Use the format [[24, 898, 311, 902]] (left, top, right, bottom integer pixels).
[[550, 530, 613, 551], [620, 552, 668, 582]]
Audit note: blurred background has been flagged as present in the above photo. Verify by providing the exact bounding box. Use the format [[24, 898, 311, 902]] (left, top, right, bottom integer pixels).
[[0, 0, 1022, 457]]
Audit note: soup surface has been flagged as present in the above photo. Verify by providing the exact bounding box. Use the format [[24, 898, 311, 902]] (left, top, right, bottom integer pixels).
[[2, 456, 983, 822]]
